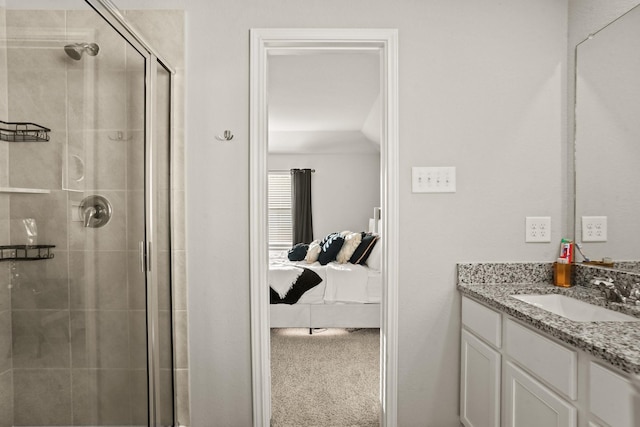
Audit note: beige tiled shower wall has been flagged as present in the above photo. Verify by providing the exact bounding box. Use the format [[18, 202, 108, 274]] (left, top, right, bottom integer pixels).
[[124, 10, 189, 427], [0, 4, 13, 427]]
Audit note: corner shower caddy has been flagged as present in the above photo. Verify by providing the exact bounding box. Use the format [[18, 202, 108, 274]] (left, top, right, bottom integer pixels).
[[0, 245, 55, 261], [0, 120, 50, 142]]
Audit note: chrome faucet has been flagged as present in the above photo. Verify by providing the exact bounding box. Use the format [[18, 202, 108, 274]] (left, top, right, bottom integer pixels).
[[591, 277, 640, 305], [78, 195, 112, 228]]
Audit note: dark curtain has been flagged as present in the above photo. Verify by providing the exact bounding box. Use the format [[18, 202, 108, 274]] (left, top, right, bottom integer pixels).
[[291, 168, 314, 244]]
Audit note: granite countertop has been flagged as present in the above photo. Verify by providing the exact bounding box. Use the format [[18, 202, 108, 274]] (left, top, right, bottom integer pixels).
[[458, 281, 640, 374]]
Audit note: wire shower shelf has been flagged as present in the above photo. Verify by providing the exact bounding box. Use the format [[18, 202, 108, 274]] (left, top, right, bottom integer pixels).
[[0, 245, 55, 261], [0, 120, 50, 142]]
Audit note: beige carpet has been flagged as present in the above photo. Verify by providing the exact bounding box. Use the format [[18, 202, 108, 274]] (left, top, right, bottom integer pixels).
[[270, 328, 380, 427]]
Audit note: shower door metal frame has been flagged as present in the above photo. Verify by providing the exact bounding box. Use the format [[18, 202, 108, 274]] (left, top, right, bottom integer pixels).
[[83, 1, 177, 426]]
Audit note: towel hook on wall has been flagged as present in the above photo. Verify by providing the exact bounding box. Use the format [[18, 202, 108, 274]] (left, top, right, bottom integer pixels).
[[215, 130, 234, 141]]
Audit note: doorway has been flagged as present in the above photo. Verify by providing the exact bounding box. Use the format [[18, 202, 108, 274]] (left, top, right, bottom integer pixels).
[[249, 29, 399, 427]]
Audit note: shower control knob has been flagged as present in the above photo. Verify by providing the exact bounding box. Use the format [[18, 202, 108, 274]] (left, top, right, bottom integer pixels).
[[79, 195, 112, 228]]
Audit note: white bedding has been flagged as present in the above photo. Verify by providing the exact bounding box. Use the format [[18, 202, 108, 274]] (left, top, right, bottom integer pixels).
[[324, 263, 370, 303], [269, 251, 381, 304]]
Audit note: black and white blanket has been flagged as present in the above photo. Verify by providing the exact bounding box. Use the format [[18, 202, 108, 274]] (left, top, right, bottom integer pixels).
[[269, 266, 322, 304]]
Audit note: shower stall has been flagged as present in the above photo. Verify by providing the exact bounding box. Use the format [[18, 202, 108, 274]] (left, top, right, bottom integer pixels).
[[0, 0, 182, 425]]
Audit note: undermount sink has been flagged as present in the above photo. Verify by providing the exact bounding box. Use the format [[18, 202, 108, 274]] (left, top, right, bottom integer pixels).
[[510, 294, 639, 322]]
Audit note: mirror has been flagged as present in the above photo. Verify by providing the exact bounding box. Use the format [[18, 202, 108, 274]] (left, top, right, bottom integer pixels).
[[574, 4, 640, 272]]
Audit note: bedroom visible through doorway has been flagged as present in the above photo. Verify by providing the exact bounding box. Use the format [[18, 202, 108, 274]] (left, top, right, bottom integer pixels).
[[267, 49, 382, 424], [249, 28, 399, 427]]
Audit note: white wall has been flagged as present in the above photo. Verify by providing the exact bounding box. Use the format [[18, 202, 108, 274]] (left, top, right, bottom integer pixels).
[[268, 153, 380, 240], [117, 0, 567, 425]]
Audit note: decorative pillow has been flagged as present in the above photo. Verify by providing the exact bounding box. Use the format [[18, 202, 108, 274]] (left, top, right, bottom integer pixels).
[[366, 236, 382, 270], [317, 232, 345, 265], [336, 232, 363, 264], [305, 240, 321, 263], [349, 233, 380, 265], [287, 243, 309, 261], [270, 268, 323, 304]]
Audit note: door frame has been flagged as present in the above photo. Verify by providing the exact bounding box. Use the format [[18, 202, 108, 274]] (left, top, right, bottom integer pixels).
[[249, 28, 399, 426]]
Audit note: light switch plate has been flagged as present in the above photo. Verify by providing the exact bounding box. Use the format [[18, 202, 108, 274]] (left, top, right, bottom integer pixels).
[[412, 167, 456, 193]]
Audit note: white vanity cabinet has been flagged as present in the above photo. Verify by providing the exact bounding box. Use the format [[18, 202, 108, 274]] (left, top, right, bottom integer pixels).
[[460, 297, 502, 427], [461, 295, 637, 427], [460, 295, 576, 427]]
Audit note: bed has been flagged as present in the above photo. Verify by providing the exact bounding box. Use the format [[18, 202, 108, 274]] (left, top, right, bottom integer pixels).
[[269, 231, 381, 329]]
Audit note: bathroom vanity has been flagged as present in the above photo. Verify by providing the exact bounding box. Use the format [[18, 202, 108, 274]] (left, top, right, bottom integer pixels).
[[457, 263, 640, 427]]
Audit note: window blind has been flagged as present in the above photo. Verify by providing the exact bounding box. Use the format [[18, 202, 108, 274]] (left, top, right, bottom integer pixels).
[[268, 172, 292, 249]]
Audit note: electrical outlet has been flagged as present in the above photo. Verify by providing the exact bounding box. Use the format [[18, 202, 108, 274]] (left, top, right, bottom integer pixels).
[[582, 216, 607, 242], [525, 216, 551, 243]]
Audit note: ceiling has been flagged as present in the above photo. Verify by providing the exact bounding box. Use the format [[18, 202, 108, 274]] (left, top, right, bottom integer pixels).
[[267, 51, 381, 154]]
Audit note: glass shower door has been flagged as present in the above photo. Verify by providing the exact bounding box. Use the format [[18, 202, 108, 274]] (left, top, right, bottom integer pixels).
[[65, 12, 150, 426]]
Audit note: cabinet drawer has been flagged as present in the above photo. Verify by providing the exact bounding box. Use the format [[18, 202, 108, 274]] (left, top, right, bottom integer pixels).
[[462, 296, 501, 348], [505, 319, 577, 400], [589, 362, 635, 427]]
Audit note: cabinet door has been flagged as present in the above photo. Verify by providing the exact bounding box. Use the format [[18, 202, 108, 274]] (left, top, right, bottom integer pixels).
[[504, 362, 576, 427], [461, 329, 501, 427], [590, 362, 635, 427]]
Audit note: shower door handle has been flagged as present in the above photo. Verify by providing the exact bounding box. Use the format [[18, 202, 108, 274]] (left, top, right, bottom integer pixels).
[[139, 241, 152, 272], [146, 241, 152, 272], [139, 241, 146, 273]]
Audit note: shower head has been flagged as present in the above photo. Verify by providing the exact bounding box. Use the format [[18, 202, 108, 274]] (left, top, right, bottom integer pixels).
[[64, 42, 99, 60]]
